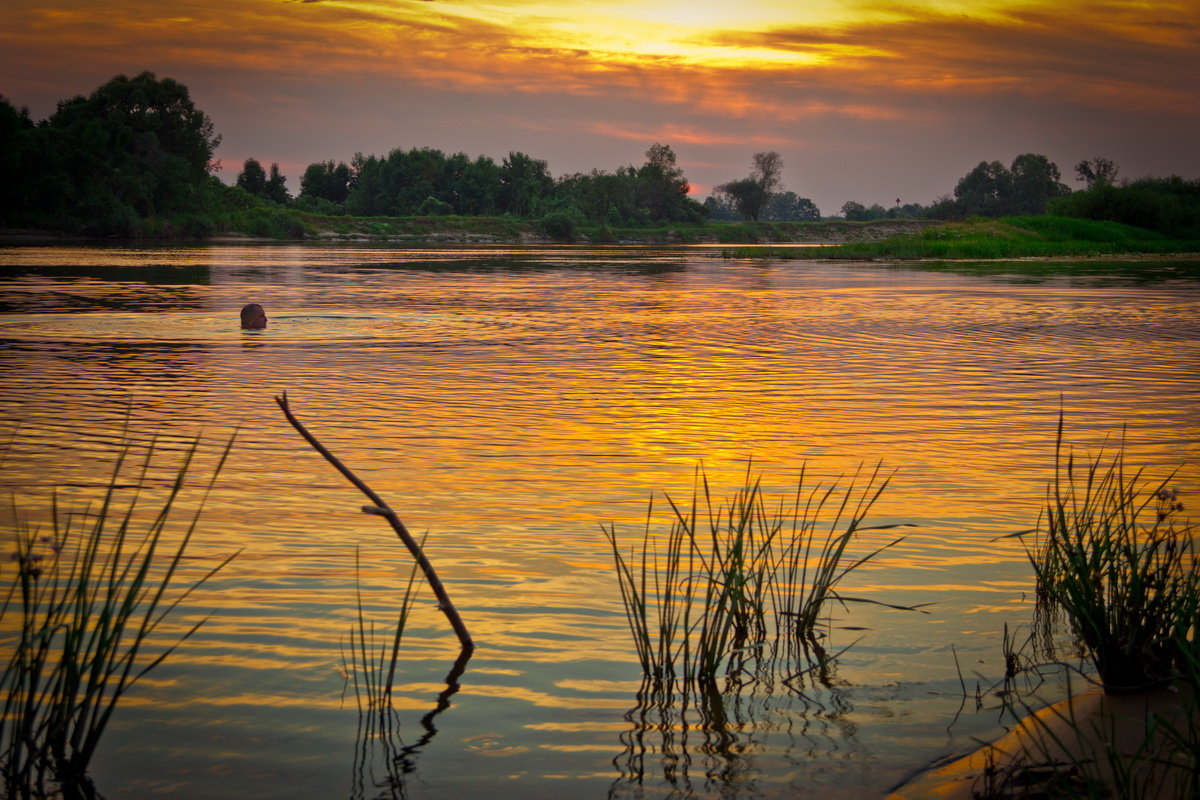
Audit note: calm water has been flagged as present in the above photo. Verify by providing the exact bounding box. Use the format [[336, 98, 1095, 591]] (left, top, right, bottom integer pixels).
[[1, 244, 1198, 799]]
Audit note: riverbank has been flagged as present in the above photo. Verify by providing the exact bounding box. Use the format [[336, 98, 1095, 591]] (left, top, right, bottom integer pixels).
[[1, 218, 938, 246], [721, 217, 1200, 260], [890, 685, 1196, 799], [6, 216, 1199, 261]]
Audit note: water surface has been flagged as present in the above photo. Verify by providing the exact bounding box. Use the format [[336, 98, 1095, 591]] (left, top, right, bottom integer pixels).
[[1, 244, 1198, 799]]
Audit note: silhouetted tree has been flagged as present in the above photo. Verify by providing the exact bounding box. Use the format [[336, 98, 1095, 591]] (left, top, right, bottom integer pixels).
[[954, 160, 1014, 216], [38, 71, 221, 231], [499, 151, 552, 217], [636, 143, 695, 221], [299, 160, 353, 204], [1010, 153, 1070, 214], [762, 191, 820, 221], [1074, 157, 1119, 189], [717, 151, 786, 221], [236, 158, 268, 196], [265, 163, 290, 204]]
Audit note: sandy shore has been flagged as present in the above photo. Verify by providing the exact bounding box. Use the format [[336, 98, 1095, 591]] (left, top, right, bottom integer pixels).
[[888, 684, 1195, 799]]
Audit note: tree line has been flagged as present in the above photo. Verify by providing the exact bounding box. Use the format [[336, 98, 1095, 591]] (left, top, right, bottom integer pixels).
[[2, 72, 1197, 238]]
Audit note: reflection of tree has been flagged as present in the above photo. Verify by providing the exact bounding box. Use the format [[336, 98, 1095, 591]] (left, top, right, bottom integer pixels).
[[610, 641, 861, 799], [351, 649, 472, 800]]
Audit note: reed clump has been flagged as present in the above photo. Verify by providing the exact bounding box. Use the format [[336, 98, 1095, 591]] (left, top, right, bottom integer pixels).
[[604, 464, 913, 688], [0, 435, 237, 800], [976, 425, 1200, 798], [1024, 426, 1198, 693]]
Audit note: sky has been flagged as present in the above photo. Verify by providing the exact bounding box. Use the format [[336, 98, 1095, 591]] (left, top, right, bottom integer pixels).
[[2, 0, 1198, 215]]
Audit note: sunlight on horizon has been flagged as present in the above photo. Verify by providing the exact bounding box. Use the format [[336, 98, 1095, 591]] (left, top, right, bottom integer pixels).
[[344, 0, 1038, 69]]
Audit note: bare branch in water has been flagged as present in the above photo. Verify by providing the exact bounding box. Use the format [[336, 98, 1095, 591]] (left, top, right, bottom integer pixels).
[[274, 391, 474, 652]]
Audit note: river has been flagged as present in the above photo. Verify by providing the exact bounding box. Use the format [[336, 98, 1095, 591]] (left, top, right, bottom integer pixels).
[[1, 244, 1198, 799]]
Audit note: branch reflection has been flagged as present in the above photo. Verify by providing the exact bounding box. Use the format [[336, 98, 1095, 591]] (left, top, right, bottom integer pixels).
[[350, 648, 472, 800]]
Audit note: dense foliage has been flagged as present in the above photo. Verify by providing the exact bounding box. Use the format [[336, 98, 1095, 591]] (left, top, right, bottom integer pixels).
[[1048, 176, 1200, 236], [0, 72, 223, 235], [2, 73, 1198, 241], [297, 143, 706, 233]]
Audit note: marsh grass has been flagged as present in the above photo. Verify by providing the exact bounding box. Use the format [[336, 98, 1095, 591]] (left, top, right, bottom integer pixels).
[[1020, 422, 1198, 692], [970, 422, 1200, 798], [721, 217, 1200, 260], [0, 434, 237, 799], [345, 545, 424, 799], [604, 464, 914, 688]]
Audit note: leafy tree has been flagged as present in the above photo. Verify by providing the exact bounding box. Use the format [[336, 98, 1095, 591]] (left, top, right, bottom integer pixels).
[[39, 71, 221, 229], [499, 151, 552, 217], [265, 163, 290, 205], [236, 158, 289, 204], [701, 193, 738, 221], [300, 160, 353, 204], [1010, 153, 1070, 214], [762, 191, 820, 221], [236, 158, 268, 196], [1074, 157, 1119, 189], [1049, 176, 1200, 235], [717, 179, 767, 221], [636, 143, 696, 221], [950, 154, 1070, 217], [716, 151, 785, 221], [954, 160, 1014, 216], [840, 200, 868, 221], [0, 97, 37, 224], [456, 155, 502, 215]]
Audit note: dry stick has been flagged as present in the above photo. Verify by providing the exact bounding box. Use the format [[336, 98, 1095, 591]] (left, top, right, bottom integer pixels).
[[274, 392, 474, 652]]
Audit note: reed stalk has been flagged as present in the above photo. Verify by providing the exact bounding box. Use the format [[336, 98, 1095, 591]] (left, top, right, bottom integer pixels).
[[1023, 420, 1198, 692], [0, 434, 237, 799], [604, 464, 911, 688]]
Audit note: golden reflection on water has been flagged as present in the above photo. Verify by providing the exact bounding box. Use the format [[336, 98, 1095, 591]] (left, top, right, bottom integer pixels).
[[1, 245, 1198, 798]]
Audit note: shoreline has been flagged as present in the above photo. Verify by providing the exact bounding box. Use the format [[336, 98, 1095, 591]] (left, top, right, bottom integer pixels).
[[889, 685, 1195, 799]]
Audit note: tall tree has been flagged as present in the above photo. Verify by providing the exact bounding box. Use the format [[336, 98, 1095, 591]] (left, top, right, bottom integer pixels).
[[1010, 153, 1070, 214], [1074, 157, 1119, 189], [717, 151, 785, 221], [636, 143, 692, 221], [236, 158, 268, 196], [44, 71, 221, 226], [499, 151, 552, 217], [752, 151, 784, 197], [265, 163, 290, 204], [954, 160, 1015, 217]]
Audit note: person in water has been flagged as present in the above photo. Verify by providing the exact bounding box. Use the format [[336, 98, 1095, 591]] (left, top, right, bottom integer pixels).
[[241, 303, 268, 330]]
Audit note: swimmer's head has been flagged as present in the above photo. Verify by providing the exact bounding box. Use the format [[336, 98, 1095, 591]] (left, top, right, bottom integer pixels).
[[241, 303, 267, 330]]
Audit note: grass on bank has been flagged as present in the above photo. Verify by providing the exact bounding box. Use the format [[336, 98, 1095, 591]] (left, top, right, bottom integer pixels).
[[1018, 423, 1198, 693], [0, 435, 237, 800], [722, 216, 1200, 260], [968, 424, 1200, 799]]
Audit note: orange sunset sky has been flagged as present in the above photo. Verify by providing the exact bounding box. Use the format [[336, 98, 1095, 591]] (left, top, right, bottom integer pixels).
[[2, 0, 1197, 213]]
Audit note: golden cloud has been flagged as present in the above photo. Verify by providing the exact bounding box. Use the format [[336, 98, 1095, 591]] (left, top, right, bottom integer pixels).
[[2, 0, 1196, 134]]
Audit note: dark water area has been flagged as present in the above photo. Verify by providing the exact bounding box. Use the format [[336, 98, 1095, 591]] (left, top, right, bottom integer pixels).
[[1, 244, 1198, 799]]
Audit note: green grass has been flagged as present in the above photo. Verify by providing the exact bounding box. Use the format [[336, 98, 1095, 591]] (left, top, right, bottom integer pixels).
[[977, 420, 1200, 798], [604, 464, 914, 689], [1018, 422, 1198, 692], [0, 434, 237, 799], [721, 217, 1200, 260]]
